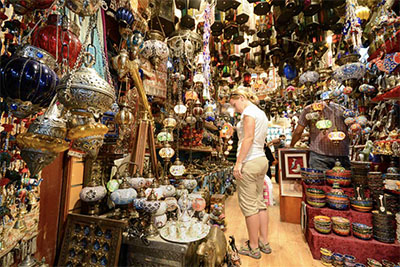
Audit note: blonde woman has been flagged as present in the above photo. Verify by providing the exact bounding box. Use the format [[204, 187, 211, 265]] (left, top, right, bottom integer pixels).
[[229, 89, 271, 259]]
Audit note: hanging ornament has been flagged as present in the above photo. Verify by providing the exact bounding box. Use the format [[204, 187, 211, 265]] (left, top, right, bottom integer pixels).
[[350, 123, 362, 133], [163, 112, 177, 129], [170, 158, 186, 177], [159, 143, 175, 160], [343, 86, 353, 95], [32, 14, 82, 69], [0, 45, 58, 118], [328, 130, 346, 145]]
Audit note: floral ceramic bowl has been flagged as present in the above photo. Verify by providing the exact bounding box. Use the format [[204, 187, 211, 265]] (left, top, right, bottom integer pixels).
[[326, 175, 352, 187]]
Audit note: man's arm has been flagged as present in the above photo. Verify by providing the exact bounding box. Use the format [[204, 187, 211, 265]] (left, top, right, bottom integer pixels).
[[290, 124, 305, 148]]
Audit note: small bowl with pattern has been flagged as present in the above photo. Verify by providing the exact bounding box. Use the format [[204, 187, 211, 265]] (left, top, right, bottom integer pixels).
[[350, 198, 373, 213], [314, 215, 332, 234], [352, 223, 373, 240], [320, 248, 333, 266], [301, 168, 326, 185], [367, 258, 382, 267], [332, 216, 350, 236], [326, 175, 352, 187]]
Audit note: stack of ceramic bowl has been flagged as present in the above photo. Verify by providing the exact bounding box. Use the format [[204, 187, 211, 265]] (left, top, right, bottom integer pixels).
[[351, 161, 370, 187], [332, 253, 344, 266], [306, 188, 326, 208], [384, 193, 400, 215], [367, 167, 384, 191], [327, 184, 350, 210], [381, 259, 396, 267], [320, 248, 333, 266], [350, 197, 373, 212], [326, 169, 352, 187], [332, 216, 350, 236], [372, 210, 396, 243], [396, 212, 400, 243], [344, 255, 356, 266], [301, 168, 325, 185], [352, 222, 373, 240], [367, 258, 383, 267], [314, 215, 332, 234]]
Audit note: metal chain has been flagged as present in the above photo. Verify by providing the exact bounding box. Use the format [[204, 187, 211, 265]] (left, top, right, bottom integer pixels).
[[95, 25, 112, 86], [66, 15, 97, 92]]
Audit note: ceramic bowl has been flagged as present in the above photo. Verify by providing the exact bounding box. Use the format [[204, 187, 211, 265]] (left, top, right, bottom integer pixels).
[[326, 175, 352, 187], [314, 215, 332, 234], [350, 198, 373, 212], [332, 216, 350, 236]]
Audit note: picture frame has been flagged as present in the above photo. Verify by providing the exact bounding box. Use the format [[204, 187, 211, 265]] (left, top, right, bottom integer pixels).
[[280, 149, 309, 180], [278, 148, 309, 197]]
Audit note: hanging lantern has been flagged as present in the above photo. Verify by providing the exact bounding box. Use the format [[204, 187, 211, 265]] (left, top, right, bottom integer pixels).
[[17, 107, 69, 176], [316, 119, 332, 131], [332, 62, 366, 84], [344, 117, 356, 126], [350, 123, 362, 133], [359, 84, 375, 94], [355, 115, 368, 127], [0, 45, 58, 118], [157, 128, 173, 143], [115, 105, 134, 126], [56, 52, 115, 118], [7, 0, 35, 15], [193, 99, 204, 117], [174, 100, 188, 115], [163, 113, 177, 129], [343, 86, 353, 95], [299, 70, 319, 86], [170, 158, 186, 177], [159, 143, 175, 160], [65, 0, 105, 17], [243, 72, 252, 84], [141, 30, 169, 70], [355, 6, 370, 21], [254, 1, 271, 16], [303, 0, 321, 16], [185, 90, 199, 103], [32, 15, 82, 69], [236, 0, 251, 25], [115, 7, 135, 27], [343, 109, 355, 118], [328, 130, 346, 145], [283, 63, 297, 80]]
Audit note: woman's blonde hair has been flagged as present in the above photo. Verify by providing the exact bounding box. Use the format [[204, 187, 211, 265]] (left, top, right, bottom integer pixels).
[[229, 89, 259, 105]]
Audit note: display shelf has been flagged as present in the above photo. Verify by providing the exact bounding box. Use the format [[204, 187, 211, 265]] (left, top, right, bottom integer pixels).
[[303, 181, 400, 265], [305, 205, 372, 231], [301, 182, 371, 202], [306, 228, 400, 265], [368, 30, 400, 62]]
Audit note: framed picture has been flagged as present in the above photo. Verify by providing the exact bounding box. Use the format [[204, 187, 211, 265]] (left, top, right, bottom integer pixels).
[[278, 148, 309, 197]]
